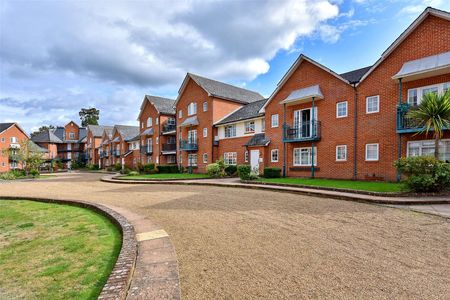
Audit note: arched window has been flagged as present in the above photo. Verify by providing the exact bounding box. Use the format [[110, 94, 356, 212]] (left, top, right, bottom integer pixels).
[[147, 117, 152, 127]]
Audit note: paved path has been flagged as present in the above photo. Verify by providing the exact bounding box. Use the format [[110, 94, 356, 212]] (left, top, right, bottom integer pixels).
[[388, 204, 450, 218]]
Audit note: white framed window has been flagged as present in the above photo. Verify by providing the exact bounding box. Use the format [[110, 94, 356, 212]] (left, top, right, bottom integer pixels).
[[156, 118, 159, 125], [336, 145, 347, 161], [188, 129, 197, 142], [168, 117, 176, 125], [336, 101, 348, 118], [408, 82, 449, 106], [10, 137, 18, 143], [1, 162, 5, 167], [167, 155, 176, 164], [141, 122, 144, 129], [407, 139, 450, 162], [203, 128, 207, 137], [156, 137, 159, 144], [444, 83, 449, 93], [408, 89, 418, 106], [69, 132, 75, 139], [224, 125, 236, 138], [1, 137, 4, 142], [365, 143, 379, 161], [244, 121, 255, 134], [188, 154, 197, 166], [224, 152, 237, 165], [188, 102, 197, 116], [179, 154, 182, 164], [366, 95, 379, 114], [261, 119, 265, 132], [203, 153, 208, 163], [156, 156, 159, 164], [203, 101, 208, 112], [178, 110, 182, 119], [147, 117, 152, 127], [271, 149, 279, 162], [271, 114, 279, 127], [293, 147, 317, 166], [244, 151, 249, 162]]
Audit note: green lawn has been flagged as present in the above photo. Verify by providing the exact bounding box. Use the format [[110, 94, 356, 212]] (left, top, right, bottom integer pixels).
[[256, 177, 405, 193], [119, 173, 210, 180], [0, 200, 121, 299]]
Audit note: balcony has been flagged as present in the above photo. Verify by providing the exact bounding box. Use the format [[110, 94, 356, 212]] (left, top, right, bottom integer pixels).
[[395, 103, 448, 133], [283, 120, 321, 142], [179, 139, 198, 151], [113, 150, 121, 157], [162, 124, 176, 134], [9, 154, 20, 162], [162, 143, 176, 152], [103, 151, 109, 158], [140, 144, 153, 155]]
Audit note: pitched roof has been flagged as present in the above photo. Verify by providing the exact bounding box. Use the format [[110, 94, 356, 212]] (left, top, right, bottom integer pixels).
[[215, 99, 267, 125], [339, 66, 372, 84], [87, 125, 114, 137], [244, 133, 270, 147], [0, 123, 15, 134], [113, 125, 140, 141], [29, 141, 48, 153], [78, 127, 87, 142], [31, 129, 63, 143], [176, 73, 264, 106], [145, 95, 176, 115]]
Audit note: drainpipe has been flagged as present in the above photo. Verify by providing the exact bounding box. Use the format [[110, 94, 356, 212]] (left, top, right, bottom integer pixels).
[[311, 97, 315, 178], [353, 83, 358, 180], [397, 78, 403, 182], [282, 103, 287, 177]]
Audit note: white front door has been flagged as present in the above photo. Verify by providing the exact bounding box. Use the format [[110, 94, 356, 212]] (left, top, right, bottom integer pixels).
[[250, 150, 259, 174]]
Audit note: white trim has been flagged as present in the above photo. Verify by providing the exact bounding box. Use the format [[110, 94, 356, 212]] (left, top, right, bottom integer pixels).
[[293, 147, 317, 166], [336, 101, 348, 118], [271, 114, 279, 128], [407, 82, 449, 106], [203, 128, 208, 138], [203, 153, 208, 163], [366, 95, 380, 114], [336, 145, 347, 161], [271, 149, 279, 162], [365, 143, 379, 161]]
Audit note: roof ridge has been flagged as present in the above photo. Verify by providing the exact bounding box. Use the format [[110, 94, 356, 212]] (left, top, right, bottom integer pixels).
[[188, 72, 263, 96]]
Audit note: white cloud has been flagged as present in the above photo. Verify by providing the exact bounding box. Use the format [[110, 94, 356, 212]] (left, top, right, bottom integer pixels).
[[398, 0, 443, 15]]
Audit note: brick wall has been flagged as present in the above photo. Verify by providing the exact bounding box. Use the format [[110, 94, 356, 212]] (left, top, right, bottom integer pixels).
[[0, 124, 28, 172]]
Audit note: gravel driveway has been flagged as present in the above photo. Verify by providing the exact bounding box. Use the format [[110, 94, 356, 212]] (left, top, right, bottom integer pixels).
[[1, 172, 449, 299]]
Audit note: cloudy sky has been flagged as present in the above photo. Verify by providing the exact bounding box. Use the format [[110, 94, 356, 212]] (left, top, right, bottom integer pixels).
[[1, 0, 449, 133]]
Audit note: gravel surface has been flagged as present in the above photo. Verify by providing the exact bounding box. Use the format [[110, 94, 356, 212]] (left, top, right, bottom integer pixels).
[[1, 172, 449, 299]]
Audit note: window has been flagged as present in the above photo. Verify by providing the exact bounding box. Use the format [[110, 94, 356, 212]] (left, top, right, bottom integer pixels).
[[444, 83, 449, 93], [156, 137, 159, 144], [69, 132, 75, 139], [261, 119, 265, 132], [244, 151, 249, 162], [168, 117, 176, 125], [408, 83, 449, 106], [188, 154, 197, 166], [167, 155, 176, 164], [224, 124, 236, 138], [167, 136, 176, 144], [147, 117, 152, 127], [178, 110, 182, 119], [271, 149, 279, 162], [156, 118, 159, 125], [271, 114, 279, 127], [422, 86, 438, 97], [224, 152, 237, 165], [203, 101, 208, 112], [293, 147, 317, 166], [188, 130, 197, 142], [1, 137, 4, 142], [244, 121, 255, 133], [141, 122, 144, 129], [188, 102, 197, 116], [336, 145, 347, 161], [408, 89, 418, 106], [407, 139, 450, 162], [203, 153, 208, 163], [366, 96, 379, 114], [10, 137, 17, 143], [365, 143, 379, 161], [203, 128, 207, 137], [336, 101, 348, 118]]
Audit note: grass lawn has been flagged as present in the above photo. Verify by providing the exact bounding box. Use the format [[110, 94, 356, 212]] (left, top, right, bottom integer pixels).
[[119, 173, 210, 180], [257, 177, 405, 193], [0, 200, 121, 299]]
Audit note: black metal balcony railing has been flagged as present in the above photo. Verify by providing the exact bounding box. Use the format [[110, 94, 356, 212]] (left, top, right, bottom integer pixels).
[[162, 124, 176, 134], [397, 103, 425, 133], [179, 139, 198, 151], [140, 144, 153, 155], [162, 143, 177, 152], [283, 120, 321, 142]]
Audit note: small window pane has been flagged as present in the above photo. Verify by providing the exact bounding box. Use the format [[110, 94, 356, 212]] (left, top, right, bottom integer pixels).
[[336, 101, 347, 118], [271, 114, 279, 127], [408, 89, 418, 106]]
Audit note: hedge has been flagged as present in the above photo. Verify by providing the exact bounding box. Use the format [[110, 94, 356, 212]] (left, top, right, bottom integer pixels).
[[263, 167, 281, 178]]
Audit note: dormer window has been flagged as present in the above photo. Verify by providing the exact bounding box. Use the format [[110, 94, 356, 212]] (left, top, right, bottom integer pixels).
[[69, 132, 75, 139]]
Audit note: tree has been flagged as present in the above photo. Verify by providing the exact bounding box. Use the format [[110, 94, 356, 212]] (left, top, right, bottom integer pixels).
[[2, 140, 45, 175], [407, 90, 450, 159], [30, 125, 55, 138], [79, 107, 100, 127]]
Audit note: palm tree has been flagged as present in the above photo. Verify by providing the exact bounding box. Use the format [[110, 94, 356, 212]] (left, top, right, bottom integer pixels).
[[407, 90, 450, 160]]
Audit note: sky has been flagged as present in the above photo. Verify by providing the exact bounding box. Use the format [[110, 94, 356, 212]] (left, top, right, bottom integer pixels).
[[1, 0, 449, 133]]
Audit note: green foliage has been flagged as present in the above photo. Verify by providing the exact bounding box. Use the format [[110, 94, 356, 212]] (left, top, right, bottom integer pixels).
[[0, 172, 17, 180], [70, 159, 81, 169], [263, 167, 281, 178], [206, 163, 223, 178], [237, 164, 257, 180], [143, 163, 156, 174], [119, 168, 131, 175], [225, 165, 237, 176], [395, 156, 450, 192], [1, 140, 45, 175], [157, 165, 179, 173], [52, 159, 63, 171], [79, 107, 100, 127], [87, 164, 100, 171], [129, 171, 139, 176], [29, 169, 40, 177], [135, 162, 144, 173], [113, 163, 122, 171]]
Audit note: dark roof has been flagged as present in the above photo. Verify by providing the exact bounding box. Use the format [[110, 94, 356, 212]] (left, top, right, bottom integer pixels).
[[87, 125, 114, 137], [244, 133, 270, 147], [188, 73, 264, 104], [78, 127, 87, 142], [31, 129, 63, 143], [0, 123, 14, 134], [127, 134, 140, 142], [114, 125, 140, 141], [145, 95, 176, 115], [29, 141, 48, 152], [216, 99, 267, 125], [53, 127, 65, 141], [339, 66, 372, 84]]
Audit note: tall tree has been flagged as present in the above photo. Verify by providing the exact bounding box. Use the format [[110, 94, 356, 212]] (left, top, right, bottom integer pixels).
[[2, 140, 45, 175], [79, 107, 100, 127], [30, 125, 55, 138], [407, 90, 450, 159]]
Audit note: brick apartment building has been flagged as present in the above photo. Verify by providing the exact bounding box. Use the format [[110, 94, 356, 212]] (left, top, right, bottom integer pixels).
[[137, 95, 177, 166], [99, 127, 114, 168], [108, 125, 140, 169], [0, 123, 29, 172], [175, 73, 264, 172], [86, 125, 113, 166]]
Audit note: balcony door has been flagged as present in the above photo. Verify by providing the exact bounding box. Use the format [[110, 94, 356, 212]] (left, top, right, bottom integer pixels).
[[188, 130, 197, 144], [294, 108, 317, 139]]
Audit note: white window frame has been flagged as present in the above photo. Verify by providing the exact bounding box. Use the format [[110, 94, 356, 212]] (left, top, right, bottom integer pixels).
[[244, 121, 255, 134], [336, 101, 348, 118], [293, 147, 317, 166], [244, 150, 249, 162], [1, 137, 4, 142], [203, 101, 208, 112], [168, 117, 176, 125], [271, 114, 279, 128], [69, 132, 75, 139], [156, 137, 159, 144], [188, 102, 197, 116], [10, 137, 18, 143], [366, 95, 379, 114], [407, 139, 450, 161], [167, 155, 176, 164], [365, 143, 379, 161], [224, 124, 236, 138], [147, 117, 152, 127], [224, 152, 237, 165], [271, 149, 279, 162], [156, 118, 159, 125], [203, 153, 208, 163], [336, 145, 347, 161], [261, 119, 265, 132], [188, 154, 197, 166], [178, 110, 182, 119], [203, 128, 207, 138], [407, 82, 449, 106]]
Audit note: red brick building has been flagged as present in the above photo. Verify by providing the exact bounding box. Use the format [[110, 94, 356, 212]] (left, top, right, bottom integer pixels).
[[99, 128, 114, 168], [174, 73, 264, 172], [0, 123, 29, 172], [137, 95, 177, 166], [109, 125, 140, 169], [86, 125, 113, 167]]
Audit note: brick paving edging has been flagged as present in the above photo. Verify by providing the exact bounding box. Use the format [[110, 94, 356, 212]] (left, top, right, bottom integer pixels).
[[102, 175, 450, 205], [0, 196, 138, 300]]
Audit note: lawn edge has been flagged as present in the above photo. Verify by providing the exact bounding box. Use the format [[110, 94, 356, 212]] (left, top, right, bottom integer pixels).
[[0, 196, 138, 300]]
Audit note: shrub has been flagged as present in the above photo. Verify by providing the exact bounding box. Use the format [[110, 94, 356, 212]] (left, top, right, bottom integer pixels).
[[263, 167, 281, 178], [157, 165, 179, 173], [206, 163, 224, 178], [87, 164, 100, 171], [136, 162, 144, 173], [120, 168, 131, 175], [237, 164, 256, 180], [113, 163, 122, 171], [129, 171, 139, 176], [0, 172, 17, 180], [143, 163, 156, 174], [225, 165, 237, 176], [106, 166, 113, 172], [395, 156, 450, 193], [29, 169, 40, 177]]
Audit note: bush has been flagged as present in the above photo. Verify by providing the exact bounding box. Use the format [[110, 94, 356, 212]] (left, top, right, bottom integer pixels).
[[129, 171, 139, 176], [395, 156, 450, 193], [157, 165, 179, 173], [263, 167, 281, 178], [0, 172, 17, 180], [113, 163, 122, 171], [29, 169, 40, 177], [237, 164, 256, 180], [106, 166, 114, 172], [143, 163, 156, 174], [206, 163, 224, 178], [136, 162, 144, 173], [225, 165, 237, 176], [87, 164, 100, 171], [120, 168, 131, 175]]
